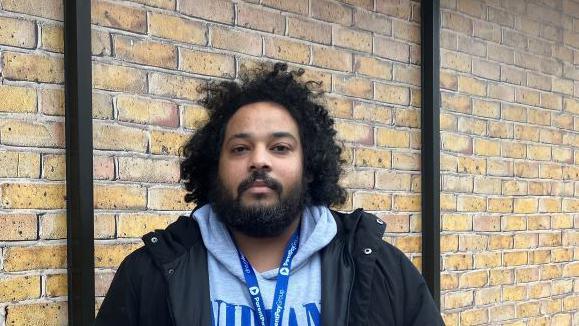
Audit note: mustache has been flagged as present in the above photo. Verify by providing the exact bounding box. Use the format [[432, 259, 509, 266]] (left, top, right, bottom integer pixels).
[[237, 170, 283, 195]]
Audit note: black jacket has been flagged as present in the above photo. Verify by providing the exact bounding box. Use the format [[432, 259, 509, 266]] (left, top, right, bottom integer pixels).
[[96, 209, 444, 326]]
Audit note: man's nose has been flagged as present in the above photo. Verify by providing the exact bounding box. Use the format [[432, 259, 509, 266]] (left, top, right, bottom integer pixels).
[[249, 146, 272, 171]]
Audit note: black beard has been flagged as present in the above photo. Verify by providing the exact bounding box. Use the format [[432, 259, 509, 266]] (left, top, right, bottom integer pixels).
[[208, 170, 305, 238]]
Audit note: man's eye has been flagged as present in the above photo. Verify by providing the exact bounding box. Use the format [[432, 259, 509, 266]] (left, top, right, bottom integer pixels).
[[232, 146, 248, 153], [271, 145, 290, 152]]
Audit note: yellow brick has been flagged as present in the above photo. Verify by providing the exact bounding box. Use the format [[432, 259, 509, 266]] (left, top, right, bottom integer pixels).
[[179, 0, 233, 23], [335, 76, 373, 99], [2, 0, 63, 20], [93, 122, 147, 152], [353, 102, 392, 124], [394, 108, 420, 128], [114, 36, 177, 68], [501, 215, 526, 231], [95, 243, 142, 268], [393, 64, 420, 87], [529, 249, 551, 264], [442, 133, 472, 154], [237, 3, 284, 34], [3, 245, 66, 271], [355, 148, 391, 168], [444, 290, 474, 309], [41, 23, 63, 53], [37, 212, 114, 240], [474, 287, 501, 305], [513, 198, 538, 214], [3, 52, 63, 83], [441, 92, 470, 113], [262, 0, 308, 14], [472, 99, 500, 118], [552, 147, 573, 163], [502, 141, 526, 159], [440, 193, 456, 211], [150, 130, 190, 156], [516, 267, 540, 283], [0, 214, 37, 241], [513, 233, 538, 249], [474, 138, 500, 156], [180, 49, 234, 78], [92, 29, 111, 56], [502, 180, 527, 195], [489, 269, 513, 286], [441, 234, 459, 253], [517, 302, 541, 318], [353, 192, 391, 210], [182, 105, 209, 130], [503, 251, 528, 266], [474, 252, 501, 268], [0, 16, 36, 48], [1, 120, 64, 148], [354, 55, 392, 79], [528, 282, 551, 299], [93, 92, 113, 119], [92, 0, 146, 32], [312, 0, 352, 25], [489, 305, 515, 324], [392, 152, 419, 170], [473, 215, 500, 231], [562, 198, 579, 212], [539, 232, 562, 247], [541, 265, 562, 280], [538, 198, 561, 213], [117, 95, 179, 127], [442, 312, 459, 326], [562, 295, 579, 310], [488, 234, 513, 250], [457, 195, 486, 212], [148, 186, 192, 210], [527, 145, 552, 161], [0, 275, 40, 302], [6, 302, 67, 325], [376, 128, 410, 148], [460, 308, 488, 325], [375, 171, 411, 191], [551, 248, 573, 262], [392, 235, 421, 253], [458, 76, 486, 96], [442, 214, 472, 231], [374, 83, 410, 105], [149, 72, 203, 101], [93, 63, 147, 93], [287, 17, 331, 44], [1, 183, 65, 209], [117, 213, 178, 238], [459, 270, 488, 288], [515, 87, 540, 106], [94, 183, 147, 210], [148, 12, 205, 44], [310, 46, 351, 72], [514, 125, 539, 142], [528, 215, 551, 230], [441, 273, 459, 290], [340, 170, 374, 188], [441, 49, 472, 72], [445, 254, 473, 270], [392, 194, 420, 212], [295, 66, 332, 92], [212, 26, 261, 55], [40, 88, 64, 116], [118, 157, 180, 183], [459, 234, 487, 251], [440, 70, 458, 91], [334, 121, 373, 144], [334, 25, 372, 52], [46, 273, 67, 297]]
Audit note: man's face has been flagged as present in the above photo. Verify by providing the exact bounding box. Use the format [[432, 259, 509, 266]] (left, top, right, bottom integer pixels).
[[211, 101, 305, 237]]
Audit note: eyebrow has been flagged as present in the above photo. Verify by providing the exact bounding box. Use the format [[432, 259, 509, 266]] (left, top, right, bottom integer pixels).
[[225, 132, 298, 144]]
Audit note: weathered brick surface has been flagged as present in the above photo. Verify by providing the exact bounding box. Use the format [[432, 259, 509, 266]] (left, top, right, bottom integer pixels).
[[440, 0, 578, 323], [2, 0, 575, 324]]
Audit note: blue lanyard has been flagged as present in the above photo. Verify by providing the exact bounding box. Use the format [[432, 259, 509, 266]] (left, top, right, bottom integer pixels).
[[236, 230, 300, 326]]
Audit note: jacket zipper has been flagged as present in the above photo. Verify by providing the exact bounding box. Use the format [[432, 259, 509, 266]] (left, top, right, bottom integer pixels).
[[344, 248, 356, 326]]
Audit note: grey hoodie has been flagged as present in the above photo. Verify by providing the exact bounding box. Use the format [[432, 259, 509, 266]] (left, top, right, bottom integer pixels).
[[193, 204, 337, 326]]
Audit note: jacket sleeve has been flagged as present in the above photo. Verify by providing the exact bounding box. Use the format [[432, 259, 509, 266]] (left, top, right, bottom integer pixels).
[[95, 254, 140, 326], [399, 255, 445, 326]]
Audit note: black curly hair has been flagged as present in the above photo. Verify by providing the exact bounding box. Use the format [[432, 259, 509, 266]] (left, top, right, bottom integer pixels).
[[180, 62, 346, 207]]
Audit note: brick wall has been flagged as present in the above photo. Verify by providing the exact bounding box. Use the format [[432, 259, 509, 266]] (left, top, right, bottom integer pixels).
[[440, 0, 579, 325], [1, 0, 576, 325]]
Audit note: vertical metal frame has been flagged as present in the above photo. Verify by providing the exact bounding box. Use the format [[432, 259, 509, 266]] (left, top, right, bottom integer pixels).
[[420, 0, 442, 308], [64, 0, 95, 324]]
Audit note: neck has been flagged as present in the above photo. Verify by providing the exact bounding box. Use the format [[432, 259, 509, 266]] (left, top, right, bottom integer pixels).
[[231, 217, 301, 273]]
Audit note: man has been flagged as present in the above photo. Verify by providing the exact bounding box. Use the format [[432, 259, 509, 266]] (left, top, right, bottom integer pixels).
[[96, 63, 444, 326]]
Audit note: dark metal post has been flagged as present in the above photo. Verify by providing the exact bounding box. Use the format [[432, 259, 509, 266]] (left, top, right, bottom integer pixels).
[[64, 0, 95, 324], [421, 0, 441, 309]]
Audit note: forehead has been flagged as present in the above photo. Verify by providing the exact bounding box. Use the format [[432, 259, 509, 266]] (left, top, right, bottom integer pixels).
[[224, 102, 300, 138]]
